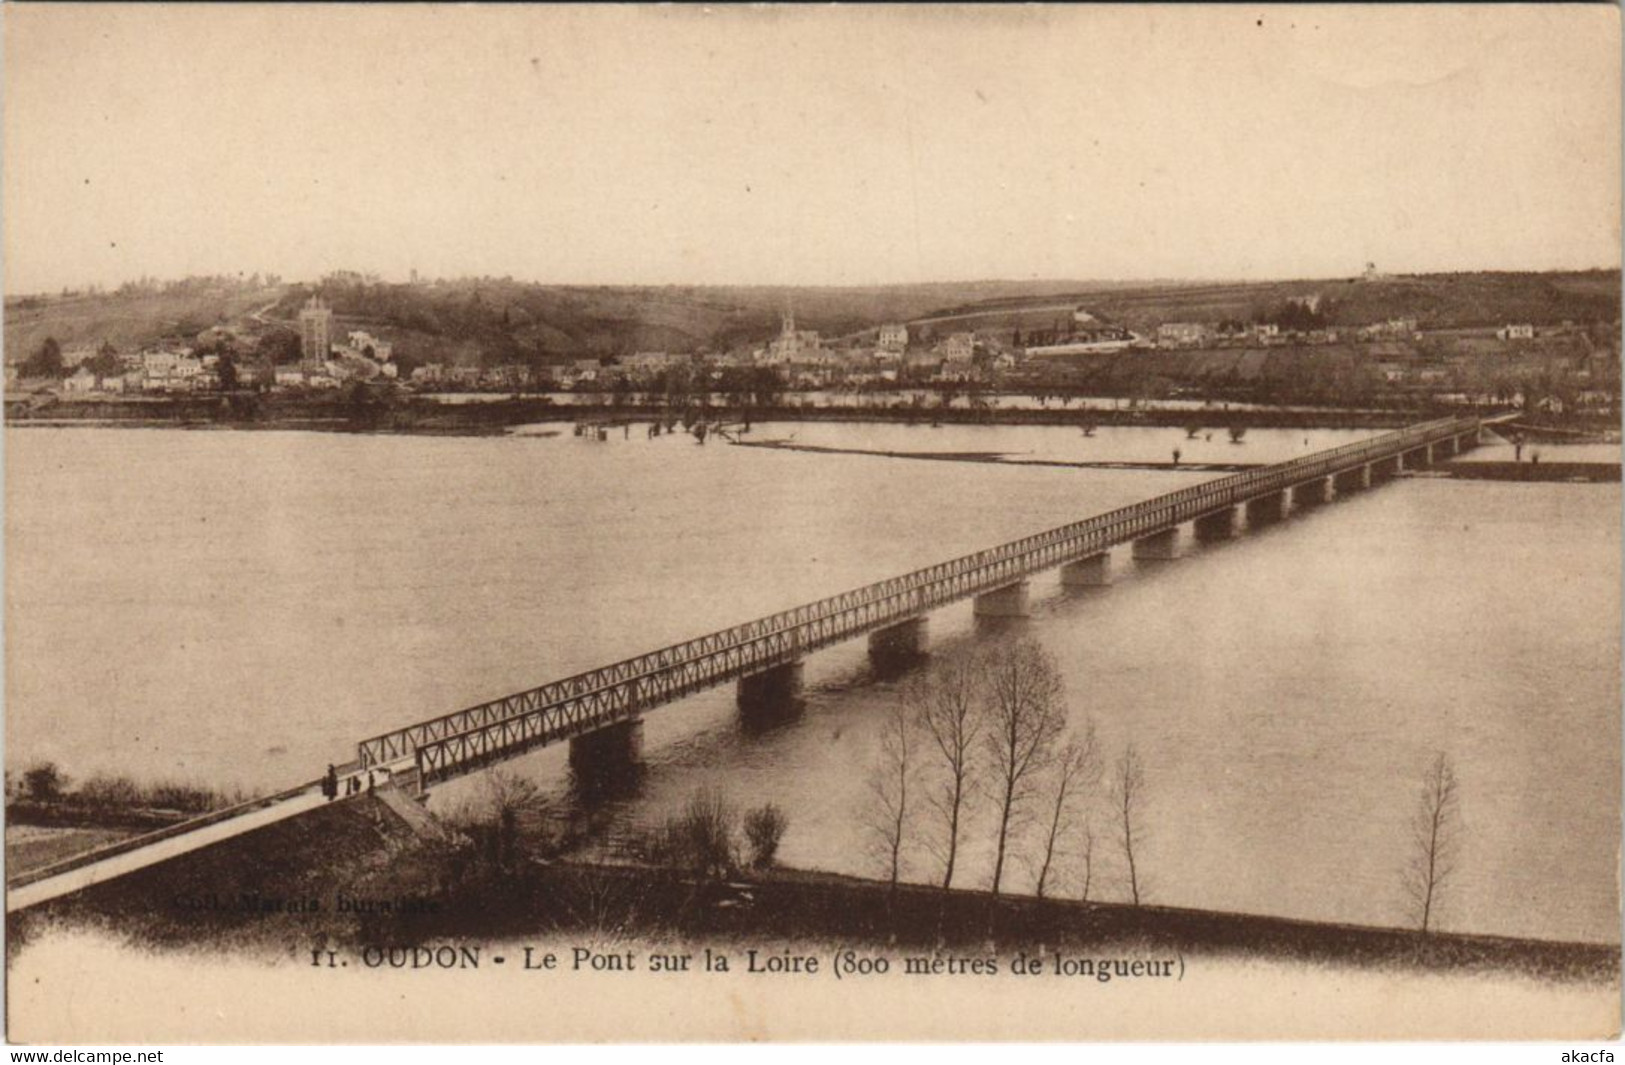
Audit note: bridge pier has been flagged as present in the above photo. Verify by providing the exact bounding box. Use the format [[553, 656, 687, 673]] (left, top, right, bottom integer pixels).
[[1292, 477, 1332, 507], [973, 581, 1031, 618], [1245, 490, 1288, 526], [1060, 552, 1111, 587], [1193, 506, 1238, 542], [1132, 527, 1179, 561], [738, 660, 804, 725], [868, 617, 928, 674], [1331, 466, 1368, 495], [568, 719, 643, 797]]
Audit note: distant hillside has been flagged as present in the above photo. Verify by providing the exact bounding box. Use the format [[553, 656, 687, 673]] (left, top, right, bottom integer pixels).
[[264, 278, 1122, 368], [8, 270, 1616, 370], [5, 284, 284, 363], [906, 271, 1622, 337]]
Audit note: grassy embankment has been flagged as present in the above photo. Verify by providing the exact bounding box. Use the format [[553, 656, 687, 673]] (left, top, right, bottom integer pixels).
[[8, 787, 1617, 986], [5, 765, 256, 877]]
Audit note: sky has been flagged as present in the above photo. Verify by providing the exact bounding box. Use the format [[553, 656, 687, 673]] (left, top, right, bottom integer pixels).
[[3, 4, 1620, 293]]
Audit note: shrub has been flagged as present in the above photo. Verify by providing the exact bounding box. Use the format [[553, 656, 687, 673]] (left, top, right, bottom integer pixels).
[[76, 774, 143, 809], [743, 803, 789, 868], [646, 788, 738, 878], [21, 762, 66, 802]]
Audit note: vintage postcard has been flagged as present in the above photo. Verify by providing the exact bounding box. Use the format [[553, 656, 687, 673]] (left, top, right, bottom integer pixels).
[[3, 3, 1620, 1045]]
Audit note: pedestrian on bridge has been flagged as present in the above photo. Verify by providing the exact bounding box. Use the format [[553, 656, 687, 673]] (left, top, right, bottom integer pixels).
[[323, 764, 338, 801]]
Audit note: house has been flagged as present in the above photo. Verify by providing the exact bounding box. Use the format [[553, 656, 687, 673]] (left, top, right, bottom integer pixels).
[[877, 323, 908, 352], [1362, 318, 1421, 340], [1029, 320, 1137, 356], [939, 332, 976, 363], [62, 366, 98, 394], [934, 363, 981, 383], [275, 367, 307, 388], [1157, 323, 1209, 348], [623, 352, 684, 374], [410, 363, 446, 386], [1497, 324, 1535, 341], [142, 350, 185, 376], [484, 364, 532, 389], [1025, 337, 1133, 357], [344, 331, 393, 362]]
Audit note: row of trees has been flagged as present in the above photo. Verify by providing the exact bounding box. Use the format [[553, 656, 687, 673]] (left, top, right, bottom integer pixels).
[[862, 637, 1466, 933], [866, 638, 1149, 904]]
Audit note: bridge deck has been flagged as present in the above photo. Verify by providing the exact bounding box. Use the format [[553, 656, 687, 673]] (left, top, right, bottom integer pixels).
[[7, 785, 329, 913], [362, 416, 1479, 786]]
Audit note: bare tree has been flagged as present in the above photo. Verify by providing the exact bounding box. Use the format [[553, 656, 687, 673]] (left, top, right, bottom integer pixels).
[[1035, 722, 1101, 898], [912, 650, 985, 889], [868, 696, 918, 888], [743, 803, 789, 868], [472, 767, 552, 871], [982, 637, 1066, 895], [1078, 818, 1097, 902], [1114, 744, 1146, 905], [1403, 751, 1461, 934]]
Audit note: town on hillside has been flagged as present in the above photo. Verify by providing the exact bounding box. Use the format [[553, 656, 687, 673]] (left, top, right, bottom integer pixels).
[[4, 268, 1618, 421]]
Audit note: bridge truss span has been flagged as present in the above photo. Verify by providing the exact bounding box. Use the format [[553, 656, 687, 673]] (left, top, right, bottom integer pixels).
[[359, 415, 1480, 785]]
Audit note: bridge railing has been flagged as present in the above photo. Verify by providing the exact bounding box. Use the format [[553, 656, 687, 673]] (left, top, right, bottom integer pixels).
[[362, 416, 1477, 772], [4, 778, 321, 893]]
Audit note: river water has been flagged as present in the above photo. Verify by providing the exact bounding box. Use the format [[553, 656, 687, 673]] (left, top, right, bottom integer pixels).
[[5, 423, 1617, 942]]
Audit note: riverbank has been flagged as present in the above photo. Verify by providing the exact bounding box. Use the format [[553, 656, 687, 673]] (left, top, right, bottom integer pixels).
[[4, 392, 1503, 434], [1425, 461, 1621, 483], [10, 789, 1616, 986], [734, 439, 1261, 472]]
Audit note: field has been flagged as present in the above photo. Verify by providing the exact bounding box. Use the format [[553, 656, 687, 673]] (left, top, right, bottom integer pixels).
[[912, 271, 1622, 336], [4, 284, 283, 361]]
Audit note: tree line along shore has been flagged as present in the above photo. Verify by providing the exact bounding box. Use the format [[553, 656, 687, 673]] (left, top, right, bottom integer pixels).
[[6, 391, 1615, 437]]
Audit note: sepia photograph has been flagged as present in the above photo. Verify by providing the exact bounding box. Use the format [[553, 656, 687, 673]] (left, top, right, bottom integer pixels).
[[2, 2, 1620, 1047]]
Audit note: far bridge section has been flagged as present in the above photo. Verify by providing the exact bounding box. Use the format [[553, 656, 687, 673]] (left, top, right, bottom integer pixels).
[[359, 416, 1482, 788]]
